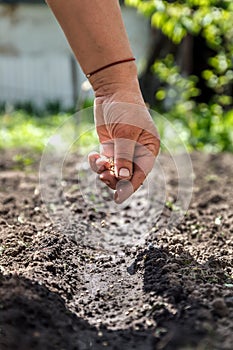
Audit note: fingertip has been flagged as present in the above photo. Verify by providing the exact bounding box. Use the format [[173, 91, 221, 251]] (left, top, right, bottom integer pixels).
[[88, 151, 100, 162], [96, 156, 110, 168], [114, 180, 134, 204], [88, 152, 100, 171], [100, 178, 111, 186], [99, 170, 117, 190], [99, 172, 109, 185], [115, 162, 133, 180]]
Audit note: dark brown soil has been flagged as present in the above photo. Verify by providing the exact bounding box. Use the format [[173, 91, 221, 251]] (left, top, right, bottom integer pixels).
[[0, 150, 232, 350]]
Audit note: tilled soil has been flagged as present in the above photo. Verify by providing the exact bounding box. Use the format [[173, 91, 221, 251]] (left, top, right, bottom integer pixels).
[[0, 151, 232, 350]]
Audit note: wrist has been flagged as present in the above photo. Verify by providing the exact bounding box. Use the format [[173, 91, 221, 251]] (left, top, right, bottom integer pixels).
[[89, 61, 141, 99]]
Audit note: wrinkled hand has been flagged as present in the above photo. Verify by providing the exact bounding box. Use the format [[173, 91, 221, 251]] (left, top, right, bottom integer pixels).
[[88, 91, 160, 204]]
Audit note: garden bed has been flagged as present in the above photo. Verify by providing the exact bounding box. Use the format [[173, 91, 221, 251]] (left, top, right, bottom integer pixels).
[[0, 151, 232, 350]]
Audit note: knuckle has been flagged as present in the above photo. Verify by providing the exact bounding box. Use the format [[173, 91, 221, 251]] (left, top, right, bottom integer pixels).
[[147, 141, 160, 156], [115, 153, 133, 163], [111, 124, 141, 140]]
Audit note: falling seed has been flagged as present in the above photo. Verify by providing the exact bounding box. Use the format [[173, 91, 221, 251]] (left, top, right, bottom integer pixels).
[[101, 220, 106, 227], [215, 217, 222, 225], [108, 157, 115, 174]]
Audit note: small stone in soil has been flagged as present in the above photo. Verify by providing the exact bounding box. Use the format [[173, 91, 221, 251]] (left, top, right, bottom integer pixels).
[[212, 298, 229, 317]]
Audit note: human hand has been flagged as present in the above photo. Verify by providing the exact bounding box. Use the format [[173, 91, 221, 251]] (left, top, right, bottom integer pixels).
[[88, 92, 160, 204]]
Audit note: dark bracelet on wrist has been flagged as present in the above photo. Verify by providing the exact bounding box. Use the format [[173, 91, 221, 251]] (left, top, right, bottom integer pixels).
[[86, 57, 136, 78]]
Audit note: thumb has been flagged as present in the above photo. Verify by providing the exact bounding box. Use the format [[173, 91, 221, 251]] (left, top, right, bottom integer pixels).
[[114, 138, 136, 180]]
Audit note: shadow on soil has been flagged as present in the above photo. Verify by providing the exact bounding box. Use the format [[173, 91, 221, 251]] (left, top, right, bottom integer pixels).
[[0, 245, 226, 350], [0, 273, 154, 350], [130, 246, 224, 349]]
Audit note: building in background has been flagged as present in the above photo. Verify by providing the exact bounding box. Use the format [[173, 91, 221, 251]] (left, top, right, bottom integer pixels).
[[0, 0, 151, 110]]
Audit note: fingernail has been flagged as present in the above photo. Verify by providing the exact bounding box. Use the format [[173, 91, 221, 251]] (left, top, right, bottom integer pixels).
[[119, 168, 130, 178]]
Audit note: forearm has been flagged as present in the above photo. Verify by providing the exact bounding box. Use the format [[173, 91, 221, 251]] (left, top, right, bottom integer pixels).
[[46, 0, 159, 203], [46, 0, 138, 93]]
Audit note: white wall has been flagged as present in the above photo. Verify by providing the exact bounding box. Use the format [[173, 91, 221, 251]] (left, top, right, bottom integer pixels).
[[0, 4, 151, 109]]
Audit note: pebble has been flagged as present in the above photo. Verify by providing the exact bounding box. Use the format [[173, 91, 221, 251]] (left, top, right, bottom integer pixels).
[[197, 308, 212, 321], [225, 296, 233, 307], [146, 319, 154, 327], [212, 298, 229, 317], [148, 243, 154, 250]]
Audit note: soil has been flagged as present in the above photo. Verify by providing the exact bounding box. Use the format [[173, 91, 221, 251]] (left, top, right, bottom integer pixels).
[[0, 150, 232, 350]]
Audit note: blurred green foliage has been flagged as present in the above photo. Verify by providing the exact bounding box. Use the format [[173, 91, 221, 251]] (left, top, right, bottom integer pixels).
[[153, 54, 233, 151], [0, 109, 98, 157], [126, 0, 233, 46], [0, 111, 68, 152], [126, 0, 233, 151]]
